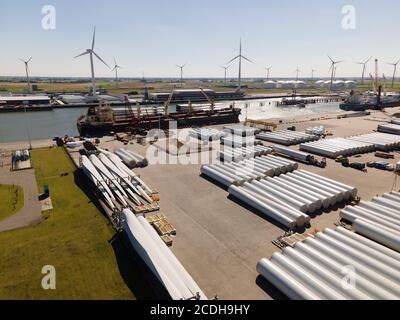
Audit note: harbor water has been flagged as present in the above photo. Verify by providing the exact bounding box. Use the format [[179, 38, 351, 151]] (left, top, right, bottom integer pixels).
[[0, 99, 341, 143]]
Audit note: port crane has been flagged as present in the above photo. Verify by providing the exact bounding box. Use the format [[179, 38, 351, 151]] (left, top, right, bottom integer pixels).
[[163, 90, 175, 116], [199, 88, 215, 113]]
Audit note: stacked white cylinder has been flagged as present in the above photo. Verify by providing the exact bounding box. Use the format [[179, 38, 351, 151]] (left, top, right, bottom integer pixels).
[[256, 130, 320, 146], [340, 192, 400, 252], [116, 148, 148, 168], [190, 128, 226, 141], [257, 227, 400, 300], [300, 137, 375, 158], [201, 155, 298, 187], [218, 146, 272, 162]]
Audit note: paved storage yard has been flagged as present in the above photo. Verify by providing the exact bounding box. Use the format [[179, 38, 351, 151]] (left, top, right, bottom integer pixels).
[[88, 109, 399, 300], [4, 108, 397, 300]]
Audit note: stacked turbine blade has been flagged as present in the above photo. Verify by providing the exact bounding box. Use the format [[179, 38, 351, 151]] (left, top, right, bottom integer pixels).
[[256, 131, 320, 146], [340, 192, 400, 252], [80, 150, 154, 209], [257, 227, 400, 300], [122, 209, 207, 300]]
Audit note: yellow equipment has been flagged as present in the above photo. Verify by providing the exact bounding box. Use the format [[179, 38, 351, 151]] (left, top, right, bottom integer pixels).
[[244, 119, 277, 131]]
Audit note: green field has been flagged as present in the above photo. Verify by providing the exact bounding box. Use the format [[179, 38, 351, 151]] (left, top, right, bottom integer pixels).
[[0, 148, 135, 300], [0, 185, 24, 222], [1, 79, 399, 96]]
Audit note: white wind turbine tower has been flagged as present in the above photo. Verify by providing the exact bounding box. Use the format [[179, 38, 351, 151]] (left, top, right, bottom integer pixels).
[[19, 57, 32, 92], [295, 66, 301, 81], [74, 27, 110, 96], [265, 66, 272, 82], [311, 68, 317, 81], [112, 58, 123, 88], [388, 59, 400, 88], [328, 55, 344, 91], [356, 57, 371, 85], [220, 65, 231, 85], [227, 39, 254, 91], [176, 63, 187, 87]]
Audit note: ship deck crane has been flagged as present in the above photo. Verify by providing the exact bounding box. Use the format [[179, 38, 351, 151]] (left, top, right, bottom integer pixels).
[[164, 90, 175, 116], [199, 88, 215, 113]]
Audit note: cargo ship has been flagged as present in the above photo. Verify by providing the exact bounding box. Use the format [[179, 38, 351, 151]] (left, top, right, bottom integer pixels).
[[77, 103, 241, 136], [340, 90, 400, 111]]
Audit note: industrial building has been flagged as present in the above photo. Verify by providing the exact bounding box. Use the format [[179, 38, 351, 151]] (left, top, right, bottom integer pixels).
[[0, 95, 50, 106]]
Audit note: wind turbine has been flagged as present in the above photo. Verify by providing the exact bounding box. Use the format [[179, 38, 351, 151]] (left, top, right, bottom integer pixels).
[[311, 68, 317, 81], [19, 57, 32, 92], [176, 63, 186, 87], [74, 27, 110, 96], [328, 56, 344, 91], [388, 59, 400, 88], [227, 39, 254, 91], [265, 66, 272, 81], [112, 58, 123, 88], [295, 66, 301, 81], [356, 57, 371, 85], [220, 65, 231, 85]]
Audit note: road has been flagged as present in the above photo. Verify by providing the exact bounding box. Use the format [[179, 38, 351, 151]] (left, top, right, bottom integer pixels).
[[0, 169, 42, 233]]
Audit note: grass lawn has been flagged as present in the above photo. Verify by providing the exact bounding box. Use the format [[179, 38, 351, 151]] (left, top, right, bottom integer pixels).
[[0, 147, 135, 300], [0, 185, 24, 222]]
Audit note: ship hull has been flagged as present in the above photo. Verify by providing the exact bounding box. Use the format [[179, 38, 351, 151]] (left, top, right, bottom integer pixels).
[[340, 100, 400, 111], [77, 109, 241, 136]]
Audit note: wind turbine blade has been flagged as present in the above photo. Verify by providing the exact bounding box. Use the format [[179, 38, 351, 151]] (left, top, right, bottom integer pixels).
[[114, 57, 117, 66], [227, 55, 240, 65], [18, 58, 25, 63], [93, 51, 110, 68], [241, 56, 254, 64], [336, 60, 344, 64], [92, 26, 96, 50], [74, 51, 89, 59], [27, 57, 32, 63], [365, 57, 372, 64], [328, 55, 334, 63]]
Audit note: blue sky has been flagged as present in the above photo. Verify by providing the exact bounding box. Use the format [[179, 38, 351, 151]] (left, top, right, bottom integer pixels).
[[0, 0, 399, 78]]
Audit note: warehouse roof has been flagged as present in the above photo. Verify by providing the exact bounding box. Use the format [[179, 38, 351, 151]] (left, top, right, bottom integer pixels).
[[0, 95, 50, 101]]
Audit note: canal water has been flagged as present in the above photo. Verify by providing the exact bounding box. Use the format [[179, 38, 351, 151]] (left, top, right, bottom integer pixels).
[[0, 99, 341, 143]]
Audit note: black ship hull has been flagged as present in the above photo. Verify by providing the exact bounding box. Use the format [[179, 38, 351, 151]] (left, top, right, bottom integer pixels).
[[77, 109, 241, 136]]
